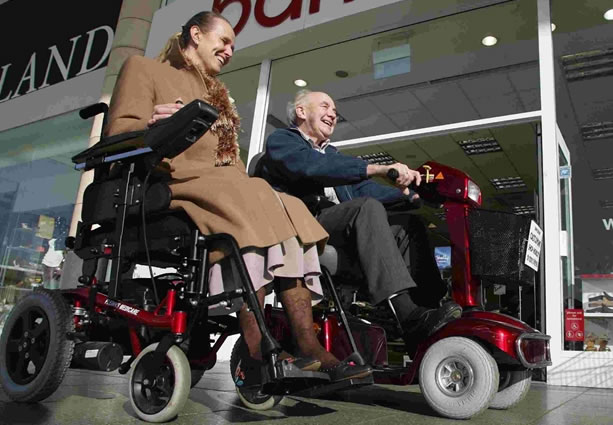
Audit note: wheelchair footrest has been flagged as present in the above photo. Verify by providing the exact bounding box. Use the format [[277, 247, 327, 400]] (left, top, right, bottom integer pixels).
[[293, 375, 374, 398], [261, 360, 330, 395]]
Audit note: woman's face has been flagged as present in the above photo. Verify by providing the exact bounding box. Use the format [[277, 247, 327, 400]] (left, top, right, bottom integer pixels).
[[195, 18, 235, 76]]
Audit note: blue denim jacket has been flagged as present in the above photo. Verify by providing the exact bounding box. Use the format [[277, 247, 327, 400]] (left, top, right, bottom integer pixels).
[[259, 128, 418, 207]]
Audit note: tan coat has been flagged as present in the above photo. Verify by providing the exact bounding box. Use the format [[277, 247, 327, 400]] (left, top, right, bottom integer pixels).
[[105, 56, 328, 255]]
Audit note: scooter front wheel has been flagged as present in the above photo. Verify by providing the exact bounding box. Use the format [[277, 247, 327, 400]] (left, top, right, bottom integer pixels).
[[418, 336, 498, 419], [489, 368, 531, 410]]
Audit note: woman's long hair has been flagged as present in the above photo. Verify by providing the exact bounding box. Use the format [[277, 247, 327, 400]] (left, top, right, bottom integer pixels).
[[156, 11, 231, 66]]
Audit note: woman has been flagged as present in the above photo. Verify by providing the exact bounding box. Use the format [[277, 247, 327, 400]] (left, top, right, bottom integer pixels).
[[104, 11, 370, 382]]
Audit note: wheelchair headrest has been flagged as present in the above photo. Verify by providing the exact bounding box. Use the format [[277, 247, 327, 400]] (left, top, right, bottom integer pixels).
[[247, 151, 265, 178]]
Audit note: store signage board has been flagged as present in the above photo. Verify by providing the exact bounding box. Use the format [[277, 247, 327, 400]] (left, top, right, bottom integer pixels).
[[0, 0, 122, 132], [564, 309, 584, 342], [146, 0, 405, 57], [524, 220, 543, 272], [434, 246, 451, 270], [559, 165, 571, 179]]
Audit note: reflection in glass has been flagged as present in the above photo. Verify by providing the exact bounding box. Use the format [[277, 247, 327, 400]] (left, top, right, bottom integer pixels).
[[0, 111, 88, 299], [266, 0, 539, 143], [218, 64, 261, 165]]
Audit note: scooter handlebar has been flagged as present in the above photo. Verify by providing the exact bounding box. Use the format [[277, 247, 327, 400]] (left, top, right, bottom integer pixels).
[[385, 168, 423, 209], [386, 168, 418, 191], [386, 168, 399, 182]]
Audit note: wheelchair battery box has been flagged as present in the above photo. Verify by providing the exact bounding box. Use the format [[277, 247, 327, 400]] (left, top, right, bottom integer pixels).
[[144, 99, 219, 159], [468, 208, 536, 286]]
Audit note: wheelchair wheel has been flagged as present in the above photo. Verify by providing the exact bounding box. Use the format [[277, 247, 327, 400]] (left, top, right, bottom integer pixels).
[[418, 337, 499, 419], [0, 289, 74, 402], [489, 368, 531, 410], [129, 342, 191, 423], [230, 337, 283, 410]]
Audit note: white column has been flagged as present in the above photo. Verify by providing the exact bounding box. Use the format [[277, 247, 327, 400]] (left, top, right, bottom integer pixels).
[[246, 59, 272, 168], [537, 0, 563, 371]]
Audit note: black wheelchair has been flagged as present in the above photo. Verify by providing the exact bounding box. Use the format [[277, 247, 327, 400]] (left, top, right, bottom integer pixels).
[[0, 100, 329, 422]]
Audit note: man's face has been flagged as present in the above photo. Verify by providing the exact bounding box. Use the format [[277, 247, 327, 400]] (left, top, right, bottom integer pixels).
[[297, 92, 337, 143]]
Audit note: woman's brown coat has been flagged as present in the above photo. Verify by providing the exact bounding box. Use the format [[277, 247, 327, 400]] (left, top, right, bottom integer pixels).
[[104, 55, 328, 255]]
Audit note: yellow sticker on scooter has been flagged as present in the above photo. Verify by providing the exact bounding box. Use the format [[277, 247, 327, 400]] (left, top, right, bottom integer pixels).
[[435, 172, 444, 180]]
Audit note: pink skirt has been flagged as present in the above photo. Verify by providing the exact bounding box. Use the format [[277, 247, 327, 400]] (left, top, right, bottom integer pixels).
[[207, 236, 323, 315]]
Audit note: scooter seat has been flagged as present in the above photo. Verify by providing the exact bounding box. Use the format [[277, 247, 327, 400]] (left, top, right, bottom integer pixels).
[[319, 245, 364, 281]]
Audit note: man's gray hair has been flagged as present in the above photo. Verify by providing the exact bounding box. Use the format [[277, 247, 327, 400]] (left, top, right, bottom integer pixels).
[[287, 89, 312, 126]]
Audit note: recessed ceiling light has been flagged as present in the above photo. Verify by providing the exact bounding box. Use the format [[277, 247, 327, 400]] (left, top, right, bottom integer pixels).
[[593, 167, 613, 180], [562, 48, 613, 81], [551, 22, 556, 31], [600, 200, 613, 209], [357, 152, 396, 165], [294, 79, 308, 87], [458, 137, 502, 155], [481, 35, 498, 47], [490, 176, 527, 190], [604, 9, 613, 21]]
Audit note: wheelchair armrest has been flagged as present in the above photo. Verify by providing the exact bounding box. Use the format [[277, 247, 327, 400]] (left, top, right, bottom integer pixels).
[[71, 130, 146, 168], [71, 100, 218, 171]]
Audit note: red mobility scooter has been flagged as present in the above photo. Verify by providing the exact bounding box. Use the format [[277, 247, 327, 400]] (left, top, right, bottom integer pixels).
[[0, 100, 330, 423], [232, 156, 551, 419]]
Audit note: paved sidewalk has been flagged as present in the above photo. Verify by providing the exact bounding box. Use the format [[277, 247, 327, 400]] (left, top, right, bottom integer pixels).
[[1, 361, 613, 425]]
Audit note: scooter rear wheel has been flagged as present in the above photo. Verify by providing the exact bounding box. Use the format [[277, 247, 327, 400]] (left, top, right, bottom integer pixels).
[[0, 289, 74, 402], [419, 337, 498, 419], [489, 368, 531, 410], [230, 337, 283, 410], [129, 342, 191, 423]]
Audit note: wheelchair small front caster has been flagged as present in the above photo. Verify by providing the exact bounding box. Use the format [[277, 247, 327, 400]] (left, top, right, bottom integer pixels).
[[230, 336, 283, 411], [129, 342, 191, 422]]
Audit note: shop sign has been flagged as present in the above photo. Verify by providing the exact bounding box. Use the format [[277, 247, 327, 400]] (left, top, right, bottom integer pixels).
[[524, 220, 542, 272], [434, 246, 451, 269], [564, 309, 584, 342], [147, 0, 405, 55], [559, 165, 571, 179], [213, 0, 356, 35], [0, 1, 122, 104]]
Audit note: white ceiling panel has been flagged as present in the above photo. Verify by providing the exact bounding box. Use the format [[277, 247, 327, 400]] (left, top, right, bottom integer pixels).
[[517, 89, 540, 111], [507, 67, 540, 91], [388, 109, 439, 130], [459, 73, 516, 97], [412, 83, 481, 124], [468, 92, 526, 117], [351, 113, 400, 136], [336, 98, 379, 121], [368, 89, 423, 114]]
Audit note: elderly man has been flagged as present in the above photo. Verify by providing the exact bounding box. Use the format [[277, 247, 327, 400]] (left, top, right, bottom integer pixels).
[[257, 90, 461, 352]]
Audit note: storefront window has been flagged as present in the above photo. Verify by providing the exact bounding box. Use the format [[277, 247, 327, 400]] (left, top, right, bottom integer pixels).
[[218, 64, 261, 165], [339, 121, 540, 326], [265, 0, 539, 142], [0, 111, 89, 305], [552, 0, 613, 354]]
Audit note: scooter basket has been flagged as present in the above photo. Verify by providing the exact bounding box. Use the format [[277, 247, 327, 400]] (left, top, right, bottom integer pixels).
[[467, 209, 536, 286]]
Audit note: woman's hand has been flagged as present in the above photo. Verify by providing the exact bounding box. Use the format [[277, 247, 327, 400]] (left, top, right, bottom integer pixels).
[[147, 101, 184, 127]]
